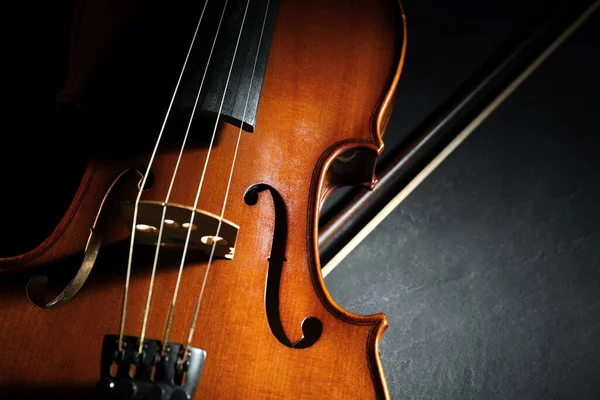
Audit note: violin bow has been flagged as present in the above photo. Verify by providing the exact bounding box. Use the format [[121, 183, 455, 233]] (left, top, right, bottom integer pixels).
[[319, 0, 600, 277]]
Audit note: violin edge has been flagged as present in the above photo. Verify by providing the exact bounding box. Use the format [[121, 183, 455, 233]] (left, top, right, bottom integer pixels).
[[0, 160, 100, 270], [309, 2, 408, 399], [376, 0, 409, 158]]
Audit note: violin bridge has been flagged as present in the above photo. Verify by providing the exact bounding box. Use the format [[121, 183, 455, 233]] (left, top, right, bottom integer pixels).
[[119, 201, 238, 260]]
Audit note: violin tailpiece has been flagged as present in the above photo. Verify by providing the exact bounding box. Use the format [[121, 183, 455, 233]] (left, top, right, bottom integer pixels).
[[98, 334, 206, 400]]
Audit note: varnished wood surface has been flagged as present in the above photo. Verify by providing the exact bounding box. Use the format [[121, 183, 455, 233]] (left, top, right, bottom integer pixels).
[[0, 1, 407, 398]]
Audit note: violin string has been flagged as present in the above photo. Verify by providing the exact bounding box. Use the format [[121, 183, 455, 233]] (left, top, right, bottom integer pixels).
[[182, 0, 271, 357], [136, 0, 231, 354], [117, 0, 211, 352], [160, 0, 252, 355]]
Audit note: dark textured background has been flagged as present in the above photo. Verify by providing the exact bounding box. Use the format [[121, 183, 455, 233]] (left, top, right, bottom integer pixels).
[[322, 1, 600, 399], [2, 1, 598, 398]]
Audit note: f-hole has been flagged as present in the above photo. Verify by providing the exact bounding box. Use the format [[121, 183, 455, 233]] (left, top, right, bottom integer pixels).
[[244, 184, 322, 349]]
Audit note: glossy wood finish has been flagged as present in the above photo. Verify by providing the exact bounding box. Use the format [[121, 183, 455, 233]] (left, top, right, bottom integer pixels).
[[0, 1, 407, 398]]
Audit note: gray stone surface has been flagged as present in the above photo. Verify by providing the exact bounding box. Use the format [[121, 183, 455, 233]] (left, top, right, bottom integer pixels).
[[324, 7, 600, 400]]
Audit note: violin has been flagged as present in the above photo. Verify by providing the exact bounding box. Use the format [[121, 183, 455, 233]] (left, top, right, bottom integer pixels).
[[0, 0, 406, 398]]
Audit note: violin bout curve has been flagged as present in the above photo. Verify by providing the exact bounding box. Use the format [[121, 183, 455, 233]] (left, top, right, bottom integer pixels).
[[308, 1, 407, 398]]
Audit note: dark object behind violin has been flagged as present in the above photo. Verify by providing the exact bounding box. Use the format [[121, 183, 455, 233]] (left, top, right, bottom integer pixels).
[[0, 0, 406, 398]]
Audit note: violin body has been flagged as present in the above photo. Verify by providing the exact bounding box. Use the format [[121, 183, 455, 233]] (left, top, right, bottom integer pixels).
[[0, 1, 406, 398]]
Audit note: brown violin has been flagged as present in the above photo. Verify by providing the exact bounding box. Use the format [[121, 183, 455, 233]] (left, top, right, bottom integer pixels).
[[0, 0, 406, 398]]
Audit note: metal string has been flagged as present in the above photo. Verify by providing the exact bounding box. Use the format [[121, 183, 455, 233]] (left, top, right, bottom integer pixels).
[[136, 0, 231, 354], [117, 0, 212, 352], [182, 0, 272, 357], [160, 0, 252, 355]]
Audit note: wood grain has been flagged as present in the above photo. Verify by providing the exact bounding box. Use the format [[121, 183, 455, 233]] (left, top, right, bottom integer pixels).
[[0, 1, 407, 398]]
